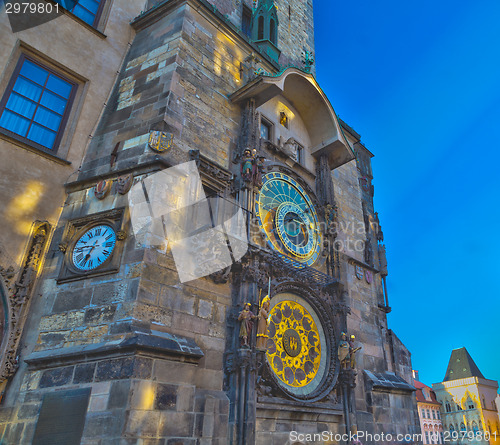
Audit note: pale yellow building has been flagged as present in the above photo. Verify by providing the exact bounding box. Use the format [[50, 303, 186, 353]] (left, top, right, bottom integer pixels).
[[433, 348, 500, 445]]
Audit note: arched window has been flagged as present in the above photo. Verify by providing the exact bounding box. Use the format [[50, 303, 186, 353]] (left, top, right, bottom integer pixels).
[[460, 423, 466, 432], [270, 18, 277, 44], [445, 401, 451, 412], [258, 16, 264, 40], [449, 424, 455, 433], [472, 421, 479, 433]]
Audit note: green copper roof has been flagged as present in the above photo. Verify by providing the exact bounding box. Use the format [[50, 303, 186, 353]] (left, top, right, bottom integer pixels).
[[443, 347, 485, 382]]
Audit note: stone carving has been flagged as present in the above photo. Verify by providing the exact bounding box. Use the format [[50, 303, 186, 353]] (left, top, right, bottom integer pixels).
[[238, 303, 256, 347], [189, 149, 232, 193], [253, 155, 265, 188], [234, 99, 258, 166], [355, 265, 363, 280], [374, 212, 384, 242], [365, 270, 373, 284], [94, 180, 112, 199], [364, 237, 373, 265], [0, 221, 50, 389], [209, 265, 232, 284], [116, 174, 133, 195]]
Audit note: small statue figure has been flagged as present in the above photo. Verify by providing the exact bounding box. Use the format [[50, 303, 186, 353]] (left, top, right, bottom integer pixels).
[[349, 334, 361, 369], [256, 295, 271, 350], [374, 212, 384, 242], [241, 148, 255, 183], [364, 238, 373, 265], [253, 156, 265, 188], [338, 332, 350, 369], [238, 303, 256, 347]]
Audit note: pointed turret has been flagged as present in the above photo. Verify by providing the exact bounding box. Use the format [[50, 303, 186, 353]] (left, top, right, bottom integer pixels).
[[443, 347, 485, 381]]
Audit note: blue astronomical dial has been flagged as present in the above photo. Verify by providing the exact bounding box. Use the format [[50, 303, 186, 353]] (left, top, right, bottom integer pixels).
[[255, 172, 321, 266], [71, 225, 116, 271]]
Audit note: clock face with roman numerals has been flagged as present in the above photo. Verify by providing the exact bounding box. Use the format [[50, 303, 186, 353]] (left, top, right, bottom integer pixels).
[[71, 225, 117, 271], [256, 172, 321, 266]]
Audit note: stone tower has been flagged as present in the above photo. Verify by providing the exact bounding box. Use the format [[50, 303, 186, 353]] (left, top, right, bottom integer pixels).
[[433, 348, 500, 445], [0, 0, 419, 443]]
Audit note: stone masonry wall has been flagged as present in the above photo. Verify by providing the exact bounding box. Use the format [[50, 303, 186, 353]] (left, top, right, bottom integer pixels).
[[0, 172, 232, 443]]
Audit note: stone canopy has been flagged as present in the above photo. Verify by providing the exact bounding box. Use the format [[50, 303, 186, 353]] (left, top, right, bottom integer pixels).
[[230, 67, 355, 170]]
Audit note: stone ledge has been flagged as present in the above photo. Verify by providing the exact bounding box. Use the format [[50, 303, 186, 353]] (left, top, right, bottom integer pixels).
[[25, 331, 204, 370], [257, 396, 343, 420], [364, 370, 415, 394]]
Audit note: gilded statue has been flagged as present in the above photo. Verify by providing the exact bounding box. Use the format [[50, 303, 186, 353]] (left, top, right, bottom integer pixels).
[[256, 295, 271, 350]]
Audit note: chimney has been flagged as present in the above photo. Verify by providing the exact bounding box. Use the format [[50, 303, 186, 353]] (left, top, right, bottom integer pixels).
[[412, 370, 419, 381]]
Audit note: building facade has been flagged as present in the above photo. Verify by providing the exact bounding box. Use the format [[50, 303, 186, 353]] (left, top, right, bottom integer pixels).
[[413, 372, 444, 445], [433, 348, 500, 445], [0, 0, 419, 443]]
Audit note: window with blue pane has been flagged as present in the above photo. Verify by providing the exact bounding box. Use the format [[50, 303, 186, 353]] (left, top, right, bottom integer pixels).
[[55, 0, 104, 26], [0, 57, 76, 151]]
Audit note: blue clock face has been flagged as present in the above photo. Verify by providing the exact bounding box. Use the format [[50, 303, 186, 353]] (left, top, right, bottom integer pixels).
[[256, 172, 321, 266], [71, 225, 116, 271]]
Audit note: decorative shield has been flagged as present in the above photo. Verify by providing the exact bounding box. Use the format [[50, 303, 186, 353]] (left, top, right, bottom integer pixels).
[[148, 131, 173, 153], [365, 270, 373, 284], [116, 174, 133, 195], [355, 265, 364, 280], [94, 180, 112, 199]]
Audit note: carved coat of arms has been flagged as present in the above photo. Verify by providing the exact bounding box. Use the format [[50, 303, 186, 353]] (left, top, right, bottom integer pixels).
[[148, 131, 173, 153], [355, 265, 364, 280], [365, 270, 373, 284], [94, 180, 112, 199]]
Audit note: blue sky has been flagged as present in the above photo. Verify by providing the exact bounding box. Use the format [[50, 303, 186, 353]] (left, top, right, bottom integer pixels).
[[314, 0, 500, 386]]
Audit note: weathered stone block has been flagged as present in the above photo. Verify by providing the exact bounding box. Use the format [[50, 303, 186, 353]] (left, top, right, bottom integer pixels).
[[126, 410, 160, 437], [39, 313, 67, 331], [52, 288, 93, 313], [92, 280, 138, 305], [73, 363, 96, 384], [155, 384, 177, 410], [83, 412, 124, 438], [197, 299, 213, 319], [108, 380, 131, 409], [39, 366, 74, 388], [158, 412, 194, 437], [84, 305, 117, 324], [17, 404, 40, 420]]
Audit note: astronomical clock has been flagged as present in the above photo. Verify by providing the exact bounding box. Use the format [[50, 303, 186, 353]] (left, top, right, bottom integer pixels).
[[255, 172, 321, 266], [254, 171, 338, 402]]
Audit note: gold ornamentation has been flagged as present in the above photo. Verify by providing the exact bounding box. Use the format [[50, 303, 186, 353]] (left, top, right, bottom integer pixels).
[[266, 300, 321, 388], [58, 243, 67, 253], [148, 131, 173, 153]]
